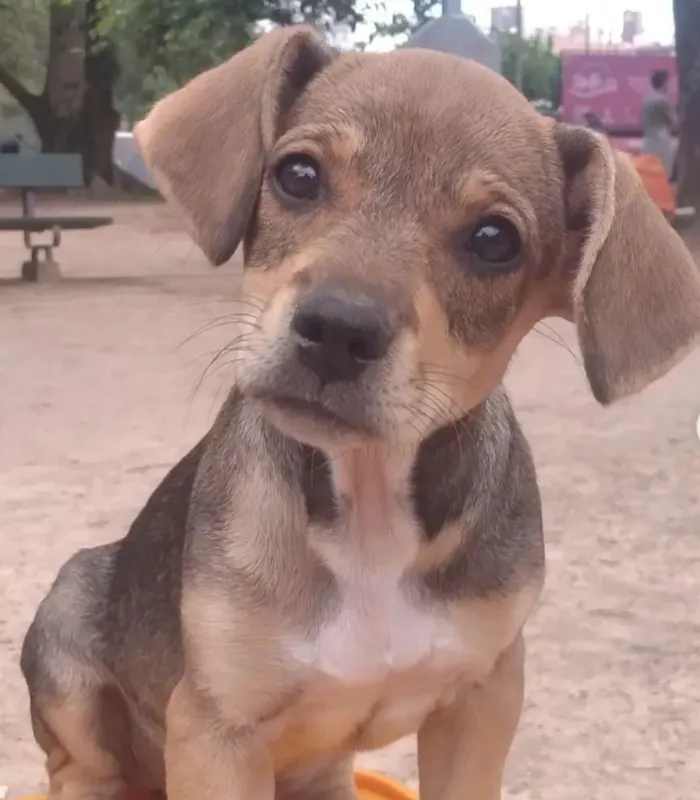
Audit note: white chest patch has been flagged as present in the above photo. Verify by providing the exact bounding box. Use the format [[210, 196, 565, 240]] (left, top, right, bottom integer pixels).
[[294, 563, 465, 682], [264, 448, 535, 764], [288, 449, 469, 683]]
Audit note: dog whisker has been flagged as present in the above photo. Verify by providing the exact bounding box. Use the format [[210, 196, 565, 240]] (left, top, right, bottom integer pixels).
[[179, 316, 262, 351], [418, 363, 480, 390], [189, 334, 264, 402], [531, 323, 583, 368], [410, 395, 452, 430], [415, 382, 467, 424], [414, 381, 462, 416], [179, 292, 268, 339]]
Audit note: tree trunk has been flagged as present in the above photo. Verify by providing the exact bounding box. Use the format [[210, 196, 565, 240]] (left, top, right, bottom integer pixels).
[[0, 0, 119, 186], [42, 0, 87, 152], [78, 0, 120, 184], [673, 0, 700, 209]]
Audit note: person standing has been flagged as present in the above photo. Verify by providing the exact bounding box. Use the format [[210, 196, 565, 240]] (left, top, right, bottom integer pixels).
[[641, 69, 677, 179]]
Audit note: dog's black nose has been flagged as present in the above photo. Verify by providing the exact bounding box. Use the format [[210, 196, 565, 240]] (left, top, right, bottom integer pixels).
[[291, 290, 392, 384]]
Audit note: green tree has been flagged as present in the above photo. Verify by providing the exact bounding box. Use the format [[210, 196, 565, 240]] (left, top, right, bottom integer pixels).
[[364, 0, 438, 46], [0, 0, 364, 181], [104, 0, 365, 123], [0, 0, 120, 183], [673, 0, 700, 210], [366, 11, 561, 109], [0, 0, 47, 96], [498, 31, 561, 105]]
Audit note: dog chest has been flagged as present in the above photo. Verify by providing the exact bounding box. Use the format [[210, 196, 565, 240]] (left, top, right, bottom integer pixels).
[[266, 448, 500, 765], [268, 663, 463, 768], [288, 572, 468, 680], [271, 570, 475, 766]]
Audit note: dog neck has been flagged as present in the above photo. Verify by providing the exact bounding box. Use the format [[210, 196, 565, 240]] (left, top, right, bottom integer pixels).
[[187, 386, 539, 631], [194, 388, 511, 544]]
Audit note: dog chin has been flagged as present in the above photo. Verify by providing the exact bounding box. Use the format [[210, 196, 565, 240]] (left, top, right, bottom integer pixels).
[[254, 392, 378, 449]]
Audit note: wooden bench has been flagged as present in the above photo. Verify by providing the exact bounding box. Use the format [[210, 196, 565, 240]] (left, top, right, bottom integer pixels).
[[0, 153, 113, 281]]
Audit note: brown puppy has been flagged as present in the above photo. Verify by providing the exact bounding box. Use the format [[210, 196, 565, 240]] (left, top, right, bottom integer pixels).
[[21, 26, 700, 800]]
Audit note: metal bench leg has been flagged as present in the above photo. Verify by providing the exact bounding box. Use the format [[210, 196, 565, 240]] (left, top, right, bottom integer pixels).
[[21, 223, 62, 283], [21, 246, 61, 282]]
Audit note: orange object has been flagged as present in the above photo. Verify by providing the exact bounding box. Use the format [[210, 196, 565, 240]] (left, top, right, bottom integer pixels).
[[17, 771, 418, 800], [628, 152, 676, 217], [355, 770, 418, 800]]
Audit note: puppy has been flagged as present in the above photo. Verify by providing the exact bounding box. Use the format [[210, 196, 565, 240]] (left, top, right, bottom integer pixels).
[[21, 25, 700, 800]]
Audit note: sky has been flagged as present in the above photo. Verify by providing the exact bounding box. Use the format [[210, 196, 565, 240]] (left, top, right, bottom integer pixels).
[[361, 0, 676, 47], [466, 0, 675, 44]]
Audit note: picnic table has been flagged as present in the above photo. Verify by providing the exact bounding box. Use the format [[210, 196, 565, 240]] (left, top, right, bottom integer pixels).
[[0, 153, 113, 281]]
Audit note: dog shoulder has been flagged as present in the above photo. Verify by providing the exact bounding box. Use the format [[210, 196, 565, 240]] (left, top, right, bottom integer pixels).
[[420, 387, 544, 602]]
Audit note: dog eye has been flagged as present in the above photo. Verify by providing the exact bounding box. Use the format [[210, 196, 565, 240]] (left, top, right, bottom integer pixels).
[[274, 155, 321, 201], [466, 216, 522, 273]]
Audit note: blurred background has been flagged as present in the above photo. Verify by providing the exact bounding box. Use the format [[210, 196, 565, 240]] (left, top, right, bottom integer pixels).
[[0, 0, 698, 208]]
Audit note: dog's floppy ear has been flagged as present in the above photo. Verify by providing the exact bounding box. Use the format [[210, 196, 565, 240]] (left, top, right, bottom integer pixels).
[[555, 124, 700, 404], [134, 26, 335, 266]]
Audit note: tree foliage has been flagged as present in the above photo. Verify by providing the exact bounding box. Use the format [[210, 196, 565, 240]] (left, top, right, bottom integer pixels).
[[366, 7, 561, 107], [100, 0, 365, 121], [0, 0, 120, 183], [366, 0, 438, 46], [0, 0, 48, 121], [498, 31, 561, 106], [0, 0, 366, 181]]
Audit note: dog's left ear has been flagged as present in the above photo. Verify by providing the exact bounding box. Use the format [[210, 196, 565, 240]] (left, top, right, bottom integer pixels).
[[554, 124, 700, 404], [134, 26, 335, 266]]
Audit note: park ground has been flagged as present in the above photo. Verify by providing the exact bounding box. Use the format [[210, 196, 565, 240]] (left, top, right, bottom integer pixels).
[[1, 196, 700, 799]]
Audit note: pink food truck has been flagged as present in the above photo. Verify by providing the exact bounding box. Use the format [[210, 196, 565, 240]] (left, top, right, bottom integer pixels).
[[560, 50, 678, 153]]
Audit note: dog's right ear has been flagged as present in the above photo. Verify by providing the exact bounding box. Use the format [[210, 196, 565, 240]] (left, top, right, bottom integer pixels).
[[554, 124, 700, 404], [134, 26, 335, 266]]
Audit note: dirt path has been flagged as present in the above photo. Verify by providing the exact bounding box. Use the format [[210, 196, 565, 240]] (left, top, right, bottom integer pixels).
[[1, 201, 699, 799]]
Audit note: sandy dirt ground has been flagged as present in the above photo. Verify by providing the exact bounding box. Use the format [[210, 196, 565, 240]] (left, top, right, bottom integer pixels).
[[1, 198, 700, 799]]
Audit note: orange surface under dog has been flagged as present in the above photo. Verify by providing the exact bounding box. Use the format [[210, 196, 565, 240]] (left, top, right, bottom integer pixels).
[[18, 771, 417, 800], [628, 153, 676, 217]]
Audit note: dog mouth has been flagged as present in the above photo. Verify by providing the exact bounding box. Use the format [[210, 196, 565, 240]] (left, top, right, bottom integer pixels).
[[253, 390, 373, 438]]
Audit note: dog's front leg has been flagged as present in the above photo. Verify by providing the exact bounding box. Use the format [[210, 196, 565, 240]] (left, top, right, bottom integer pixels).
[[417, 634, 525, 800], [164, 677, 274, 800]]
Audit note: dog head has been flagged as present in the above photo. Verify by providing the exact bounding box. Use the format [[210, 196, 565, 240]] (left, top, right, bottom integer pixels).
[[135, 26, 700, 451]]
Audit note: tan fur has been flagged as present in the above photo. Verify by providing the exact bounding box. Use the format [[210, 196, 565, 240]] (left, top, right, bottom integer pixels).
[[555, 125, 700, 403], [134, 27, 335, 265], [418, 635, 526, 800], [176, 446, 541, 782], [38, 702, 127, 799], [165, 677, 276, 800], [24, 23, 700, 800]]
